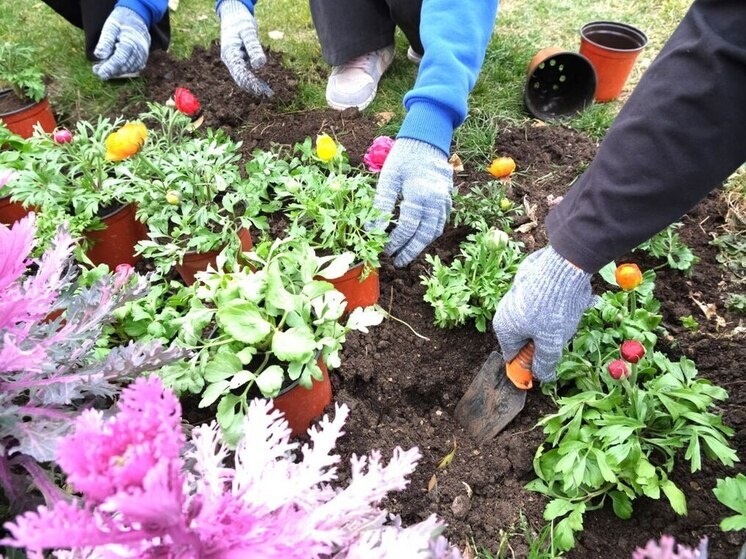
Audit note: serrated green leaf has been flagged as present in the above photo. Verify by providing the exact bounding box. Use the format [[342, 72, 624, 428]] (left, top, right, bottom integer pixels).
[[199, 380, 230, 408], [216, 301, 272, 345], [721, 515, 746, 532], [610, 490, 633, 519], [256, 364, 284, 397], [713, 474, 746, 516], [661, 480, 687, 515], [271, 327, 316, 362], [544, 499, 575, 521]]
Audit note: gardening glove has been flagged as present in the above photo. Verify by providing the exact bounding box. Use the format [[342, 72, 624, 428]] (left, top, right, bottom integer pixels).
[[218, 0, 274, 98], [492, 246, 595, 383], [92, 7, 151, 80], [372, 138, 453, 267]]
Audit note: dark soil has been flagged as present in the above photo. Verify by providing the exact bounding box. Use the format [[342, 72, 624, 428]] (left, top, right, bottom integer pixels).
[[118, 45, 745, 558], [0, 90, 31, 115]]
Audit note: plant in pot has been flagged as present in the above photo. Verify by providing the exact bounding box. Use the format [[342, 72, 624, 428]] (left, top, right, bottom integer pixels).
[[124, 103, 272, 284], [2, 116, 147, 266], [159, 236, 383, 443], [0, 42, 56, 138], [269, 137, 390, 310]]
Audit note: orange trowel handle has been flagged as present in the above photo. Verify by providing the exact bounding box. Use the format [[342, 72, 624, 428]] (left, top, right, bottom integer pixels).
[[506, 342, 535, 390]]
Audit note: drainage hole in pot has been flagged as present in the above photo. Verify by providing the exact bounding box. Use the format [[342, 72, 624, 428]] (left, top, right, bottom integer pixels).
[[538, 62, 545, 69], [552, 84, 559, 91], [559, 75, 566, 82], [559, 64, 564, 71], [549, 59, 556, 66]]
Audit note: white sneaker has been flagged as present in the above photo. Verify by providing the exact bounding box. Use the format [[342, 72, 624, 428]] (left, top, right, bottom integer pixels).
[[407, 46, 423, 65], [326, 45, 395, 111]]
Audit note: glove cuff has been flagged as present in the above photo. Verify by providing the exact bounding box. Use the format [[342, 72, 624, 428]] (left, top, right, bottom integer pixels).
[[397, 101, 453, 157], [528, 246, 593, 310], [391, 137, 448, 162], [116, 2, 155, 28], [217, 0, 254, 18]]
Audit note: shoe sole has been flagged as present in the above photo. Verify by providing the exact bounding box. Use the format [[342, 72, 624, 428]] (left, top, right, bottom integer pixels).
[[326, 87, 378, 112]]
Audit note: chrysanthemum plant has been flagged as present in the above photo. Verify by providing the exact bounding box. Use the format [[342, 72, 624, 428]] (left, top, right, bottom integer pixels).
[[258, 137, 390, 278], [0, 215, 186, 514], [122, 101, 274, 275], [0, 118, 140, 256], [159, 236, 382, 444], [2, 376, 461, 558], [527, 263, 736, 552]]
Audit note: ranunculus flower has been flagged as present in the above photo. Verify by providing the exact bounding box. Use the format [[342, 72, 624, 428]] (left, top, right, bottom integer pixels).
[[52, 128, 73, 144], [165, 190, 182, 205], [173, 87, 200, 116], [487, 156, 516, 179], [615, 263, 643, 291], [105, 122, 147, 162], [316, 133, 337, 162], [620, 340, 645, 364], [363, 136, 395, 173], [608, 359, 630, 380], [484, 228, 509, 251]]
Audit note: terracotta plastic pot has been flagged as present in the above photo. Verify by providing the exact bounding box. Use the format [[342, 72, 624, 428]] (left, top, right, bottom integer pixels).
[[579, 21, 648, 102], [86, 203, 147, 269], [326, 263, 380, 311], [272, 358, 332, 437], [0, 91, 57, 138], [175, 227, 253, 285], [524, 47, 596, 120], [0, 195, 32, 226]]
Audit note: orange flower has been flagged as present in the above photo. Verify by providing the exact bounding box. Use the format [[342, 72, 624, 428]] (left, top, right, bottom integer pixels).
[[487, 156, 516, 179], [105, 122, 147, 161], [615, 263, 643, 291]]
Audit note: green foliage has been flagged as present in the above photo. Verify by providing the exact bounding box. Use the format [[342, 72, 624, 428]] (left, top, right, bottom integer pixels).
[[160, 237, 383, 445], [421, 228, 524, 332], [634, 223, 699, 275], [267, 138, 390, 274], [124, 103, 273, 274], [725, 293, 746, 314], [714, 473, 746, 531], [711, 233, 746, 314], [451, 180, 523, 232], [0, 42, 46, 102], [529, 270, 736, 552], [679, 315, 700, 331]]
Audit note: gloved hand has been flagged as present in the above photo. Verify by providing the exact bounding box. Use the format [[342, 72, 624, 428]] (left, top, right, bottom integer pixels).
[[93, 7, 151, 80], [492, 246, 595, 383], [371, 138, 453, 267], [218, 0, 273, 97]]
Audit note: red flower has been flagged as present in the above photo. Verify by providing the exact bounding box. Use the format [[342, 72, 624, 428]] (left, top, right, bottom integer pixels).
[[608, 359, 630, 380], [52, 128, 73, 144], [363, 136, 395, 173], [173, 87, 200, 116], [620, 340, 645, 364]]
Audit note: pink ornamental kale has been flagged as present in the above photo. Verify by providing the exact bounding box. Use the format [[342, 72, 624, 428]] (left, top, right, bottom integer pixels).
[[3, 376, 460, 559], [633, 536, 708, 559], [0, 214, 186, 512]]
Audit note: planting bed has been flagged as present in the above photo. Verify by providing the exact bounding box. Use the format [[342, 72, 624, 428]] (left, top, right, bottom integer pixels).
[[118, 44, 744, 557]]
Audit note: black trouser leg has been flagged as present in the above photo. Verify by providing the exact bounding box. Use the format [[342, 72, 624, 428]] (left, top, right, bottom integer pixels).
[[310, 0, 422, 65], [42, 0, 170, 61]]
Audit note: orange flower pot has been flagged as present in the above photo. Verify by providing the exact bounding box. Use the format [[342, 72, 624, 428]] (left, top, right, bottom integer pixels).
[[0, 92, 57, 138], [579, 21, 648, 102], [0, 195, 32, 226], [325, 263, 380, 312], [86, 203, 147, 269], [272, 358, 332, 437], [176, 228, 253, 285]]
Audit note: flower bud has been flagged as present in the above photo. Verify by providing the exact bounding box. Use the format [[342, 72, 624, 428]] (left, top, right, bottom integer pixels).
[[499, 198, 512, 210], [113, 263, 133, 290], [53, 128, 73, 144], [620, 340, 645, 363], [166, 190, 182, 205], [316, 133, 338, 162], [484, 228, 509, 251], [608, 359, 630, 380], [487, 156, 516, 179], [615, 263, 643, 291]]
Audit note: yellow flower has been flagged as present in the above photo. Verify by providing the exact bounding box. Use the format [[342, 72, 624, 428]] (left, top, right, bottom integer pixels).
[[316, 133, 337, 162], [499, 198, 512, 210], [487, 156, 516, 179], [615, 263, 643, 291], [105, 122, 148, 162], [165, 190, 182, 205]]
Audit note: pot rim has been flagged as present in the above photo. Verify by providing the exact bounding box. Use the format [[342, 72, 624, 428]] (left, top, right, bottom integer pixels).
[[580, 20, 649, 52], [0, 89, 48, 118]]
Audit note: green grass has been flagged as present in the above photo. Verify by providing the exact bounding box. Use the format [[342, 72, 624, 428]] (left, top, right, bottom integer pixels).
[[2, 0, 690, 145], [472, 512, 564, 559]]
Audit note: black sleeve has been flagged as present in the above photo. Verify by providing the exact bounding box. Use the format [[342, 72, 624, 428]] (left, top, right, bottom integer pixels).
[[546, 0, 746, 273]]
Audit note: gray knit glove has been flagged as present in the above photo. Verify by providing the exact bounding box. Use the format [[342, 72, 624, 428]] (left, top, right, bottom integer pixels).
[[372, 138, 453, 267], [93, 7, 150, 80], [218, 0, 273, 97], [492, 246, 595, 383]]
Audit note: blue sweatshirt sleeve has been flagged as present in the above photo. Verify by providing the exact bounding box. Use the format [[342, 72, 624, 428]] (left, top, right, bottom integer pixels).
[[215, 0, 257, 15], [397, 0, 499, 155], [117, 0, 168, 28]]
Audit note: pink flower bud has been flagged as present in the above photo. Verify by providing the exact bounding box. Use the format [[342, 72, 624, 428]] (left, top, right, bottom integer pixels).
[[53, 128, 73, 144], [113, 263, 133, 289], [608, 359, 630, 380], [620, 340, 645, 364], [363, 136, 395, 173]]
